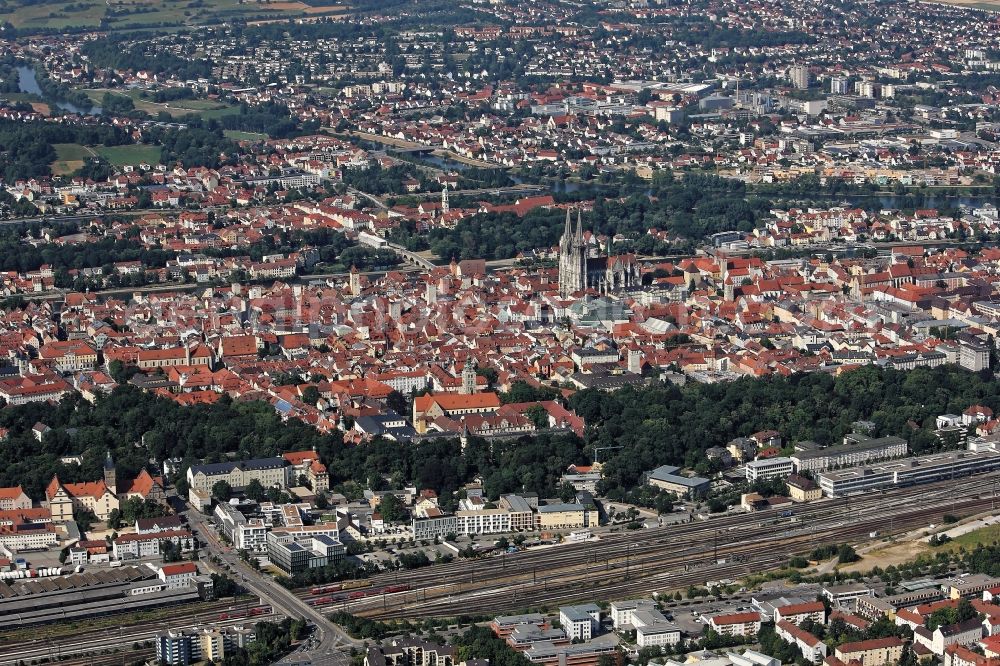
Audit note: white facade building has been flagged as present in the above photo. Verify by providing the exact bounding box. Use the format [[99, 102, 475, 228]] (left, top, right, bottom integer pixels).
[[559, 604, 600, 640], [745, 457, 793, 482]]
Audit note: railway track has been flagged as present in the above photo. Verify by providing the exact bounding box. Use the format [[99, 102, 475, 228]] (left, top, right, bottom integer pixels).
[[0, 606, 280, 666], [373, 497, 989, 618], [334, 475, 997, 619], [15, 472, 994, 659], [27, 646, 155, 666], [346, 477, 981, 594], [0, 597, 257, 645]]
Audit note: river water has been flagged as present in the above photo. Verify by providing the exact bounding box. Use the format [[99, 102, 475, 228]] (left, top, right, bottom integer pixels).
[[16, 66, 101, 115], [828, 193, 999, 210], [364, 138, 999, 209]]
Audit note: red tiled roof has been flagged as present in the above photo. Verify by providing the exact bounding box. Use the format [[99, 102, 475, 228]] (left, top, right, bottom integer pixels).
[[414, 392, 502, 412], [160, 562, 197, 576], [119, 469, 163, 497], [838, 637, 904, 653], [711, 612, 761, 625], [0, 485, 27, 500], [778, 601, 826, 616], [220, 335, 257, 357]]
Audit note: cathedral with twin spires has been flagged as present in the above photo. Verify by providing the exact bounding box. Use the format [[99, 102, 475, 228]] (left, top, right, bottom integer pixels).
[[557, 208, 640, 298]]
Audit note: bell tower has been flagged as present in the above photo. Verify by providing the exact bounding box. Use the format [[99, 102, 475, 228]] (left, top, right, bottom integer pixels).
[[103, 451, 117, 494], [461, 359, 477, 395], [558, 207, 588, 297]]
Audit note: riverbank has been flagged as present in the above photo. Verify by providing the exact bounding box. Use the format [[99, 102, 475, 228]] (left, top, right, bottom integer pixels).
[[14, 65, 101, 115]]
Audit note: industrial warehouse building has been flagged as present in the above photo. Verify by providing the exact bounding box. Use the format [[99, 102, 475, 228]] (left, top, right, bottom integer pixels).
[[0, 564, 214, 628], [644, 465, 711, 497]]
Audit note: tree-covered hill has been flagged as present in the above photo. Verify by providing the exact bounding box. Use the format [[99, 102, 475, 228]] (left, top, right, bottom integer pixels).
[[571, 364, 997, 493], [2, 364, 990, 503], [0, 386, 586, 504]]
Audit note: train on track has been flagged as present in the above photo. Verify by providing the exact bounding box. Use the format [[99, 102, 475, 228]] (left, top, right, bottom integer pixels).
[[218, 605, 271, 621], [308, 580, 373, 595], [308, 584, 410, 605]]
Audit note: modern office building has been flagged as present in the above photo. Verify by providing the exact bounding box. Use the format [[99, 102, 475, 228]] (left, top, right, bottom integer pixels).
[[559, 604, 601, 641], [632, 609, 681, 647], [266, 529, 345, 574], [537, 503, 590, 530], [745, 457, 793, 482]]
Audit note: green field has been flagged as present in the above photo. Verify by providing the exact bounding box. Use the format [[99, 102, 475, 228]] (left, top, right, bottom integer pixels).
[[0, 0, 106, 30], [942, 523, 1000, 551], [48, 142, 160, 173], [96, 144, 162, 166], [224, 130, 269, 141], [0, 0, 347, 33], [85, 88, 239, 119], [51, 142, 94, 175], [923, 0, 1000, 10]]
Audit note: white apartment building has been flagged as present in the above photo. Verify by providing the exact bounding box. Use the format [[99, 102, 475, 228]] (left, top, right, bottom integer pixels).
[[0, 524, 57, 550], [776, 621, 827, 664], [0, 486, 32, 511], [774, 601, 826, 625], [914, 619, 984, 656], [456, 508, 511, 535], [113, 530, 194, 560], [412, 513, 459, 540], [236, 519, 269, 553]]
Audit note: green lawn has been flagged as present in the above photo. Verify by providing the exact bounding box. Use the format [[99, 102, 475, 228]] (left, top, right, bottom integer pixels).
[[167, 98, 227, 110], [50, 143, 94, 176], [96, 144, 162, 166], [224, 130, 269, 142], [942, 523, 1000, 552], [53, 143, 93, 161]]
